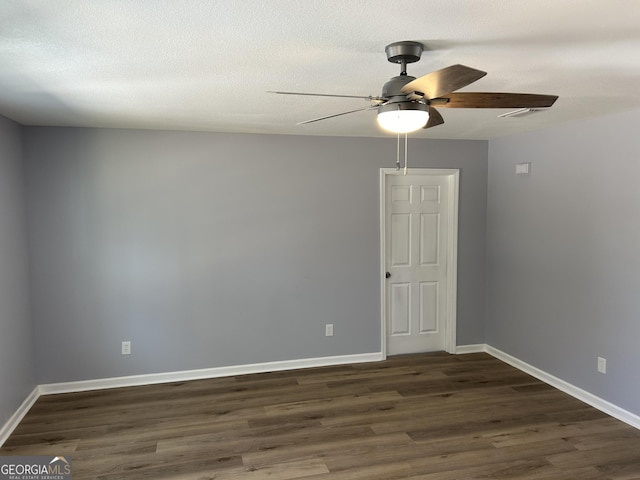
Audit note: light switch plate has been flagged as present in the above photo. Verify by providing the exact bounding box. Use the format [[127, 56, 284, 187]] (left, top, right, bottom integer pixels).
[[597, 356, 606, 374], [515, 162, 531, 175]]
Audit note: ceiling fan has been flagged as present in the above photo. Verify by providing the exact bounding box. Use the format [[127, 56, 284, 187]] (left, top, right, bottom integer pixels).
[[272, 41, 558, 133]]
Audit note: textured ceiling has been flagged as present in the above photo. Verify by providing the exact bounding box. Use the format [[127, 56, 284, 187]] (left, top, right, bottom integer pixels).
[[1, 0, 639, 140]]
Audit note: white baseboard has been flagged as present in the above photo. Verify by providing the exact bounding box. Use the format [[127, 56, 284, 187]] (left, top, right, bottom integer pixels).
[[455, 344, 487, 354], [0, 386, 39, 447], [485, 345, 640, 431], [38, 352, 384, 395]]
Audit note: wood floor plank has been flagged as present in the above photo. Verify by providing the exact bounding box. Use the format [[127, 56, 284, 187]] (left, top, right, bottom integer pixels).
[[487, 417, 630, 448], [243, 432, 413, 468], [0, 439, 79, 456], [295, 461, 416, 480], [407, 438, 577, 476], [91, 454, 244, 480], [262, 391, 403, 416], [405, 462, 603, 480], [2, 352, 640, 480]]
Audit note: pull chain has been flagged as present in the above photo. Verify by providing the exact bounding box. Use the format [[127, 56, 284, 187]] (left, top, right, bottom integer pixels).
[[396, 132, 401, 171], [403, 132, 408, 175], [394, 132, 410, 175]]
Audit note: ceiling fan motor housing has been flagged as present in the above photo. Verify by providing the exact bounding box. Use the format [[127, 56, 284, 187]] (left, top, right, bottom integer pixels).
[[382, 75, 416, 99]]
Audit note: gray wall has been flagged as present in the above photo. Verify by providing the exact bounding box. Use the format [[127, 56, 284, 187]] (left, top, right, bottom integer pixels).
[[0, 116, 35, 426], [24, 128, 488, 383], [487, 108, 640, 416]]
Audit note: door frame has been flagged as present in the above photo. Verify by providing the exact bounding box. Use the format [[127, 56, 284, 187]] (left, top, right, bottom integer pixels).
[[379, 168, 460, 358]]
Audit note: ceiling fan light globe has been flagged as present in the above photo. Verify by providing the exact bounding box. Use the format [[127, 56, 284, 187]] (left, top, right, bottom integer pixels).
[[377, 107, 429, 134]]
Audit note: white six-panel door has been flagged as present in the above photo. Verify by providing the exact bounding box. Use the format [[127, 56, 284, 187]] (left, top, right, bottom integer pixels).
[[381, 169, 458, 355]]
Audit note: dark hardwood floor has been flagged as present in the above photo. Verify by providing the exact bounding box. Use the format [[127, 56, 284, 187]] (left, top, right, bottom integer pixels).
[[2, 352, 640, 479]]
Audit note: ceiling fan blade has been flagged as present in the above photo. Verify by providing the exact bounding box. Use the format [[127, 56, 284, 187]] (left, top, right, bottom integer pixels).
[[296, 106, 378, 125], [424, 107, 444, 129], [269, 91, 384, 102], [401, 64, 487, 100], [437, 92, 559, 108]]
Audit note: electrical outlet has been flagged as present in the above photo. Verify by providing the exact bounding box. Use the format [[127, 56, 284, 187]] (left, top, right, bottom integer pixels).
[[597, 356, 606, 374], [122, 341, 131, 355], [325, 324, 334, 337]]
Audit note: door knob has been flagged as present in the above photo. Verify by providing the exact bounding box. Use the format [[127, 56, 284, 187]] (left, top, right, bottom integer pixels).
[[385, 272, 391, 278]]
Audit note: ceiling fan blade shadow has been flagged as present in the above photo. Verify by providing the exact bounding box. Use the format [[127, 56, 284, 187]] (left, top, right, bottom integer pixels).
[[401, 64, 487, 100], [437, 92, 558, 108], [424, 107, 444, 129], [297, 106, 378, 125]]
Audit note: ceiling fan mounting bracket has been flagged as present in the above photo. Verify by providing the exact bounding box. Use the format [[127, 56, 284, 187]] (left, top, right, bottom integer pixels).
[[385, 41, 424, 65]]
